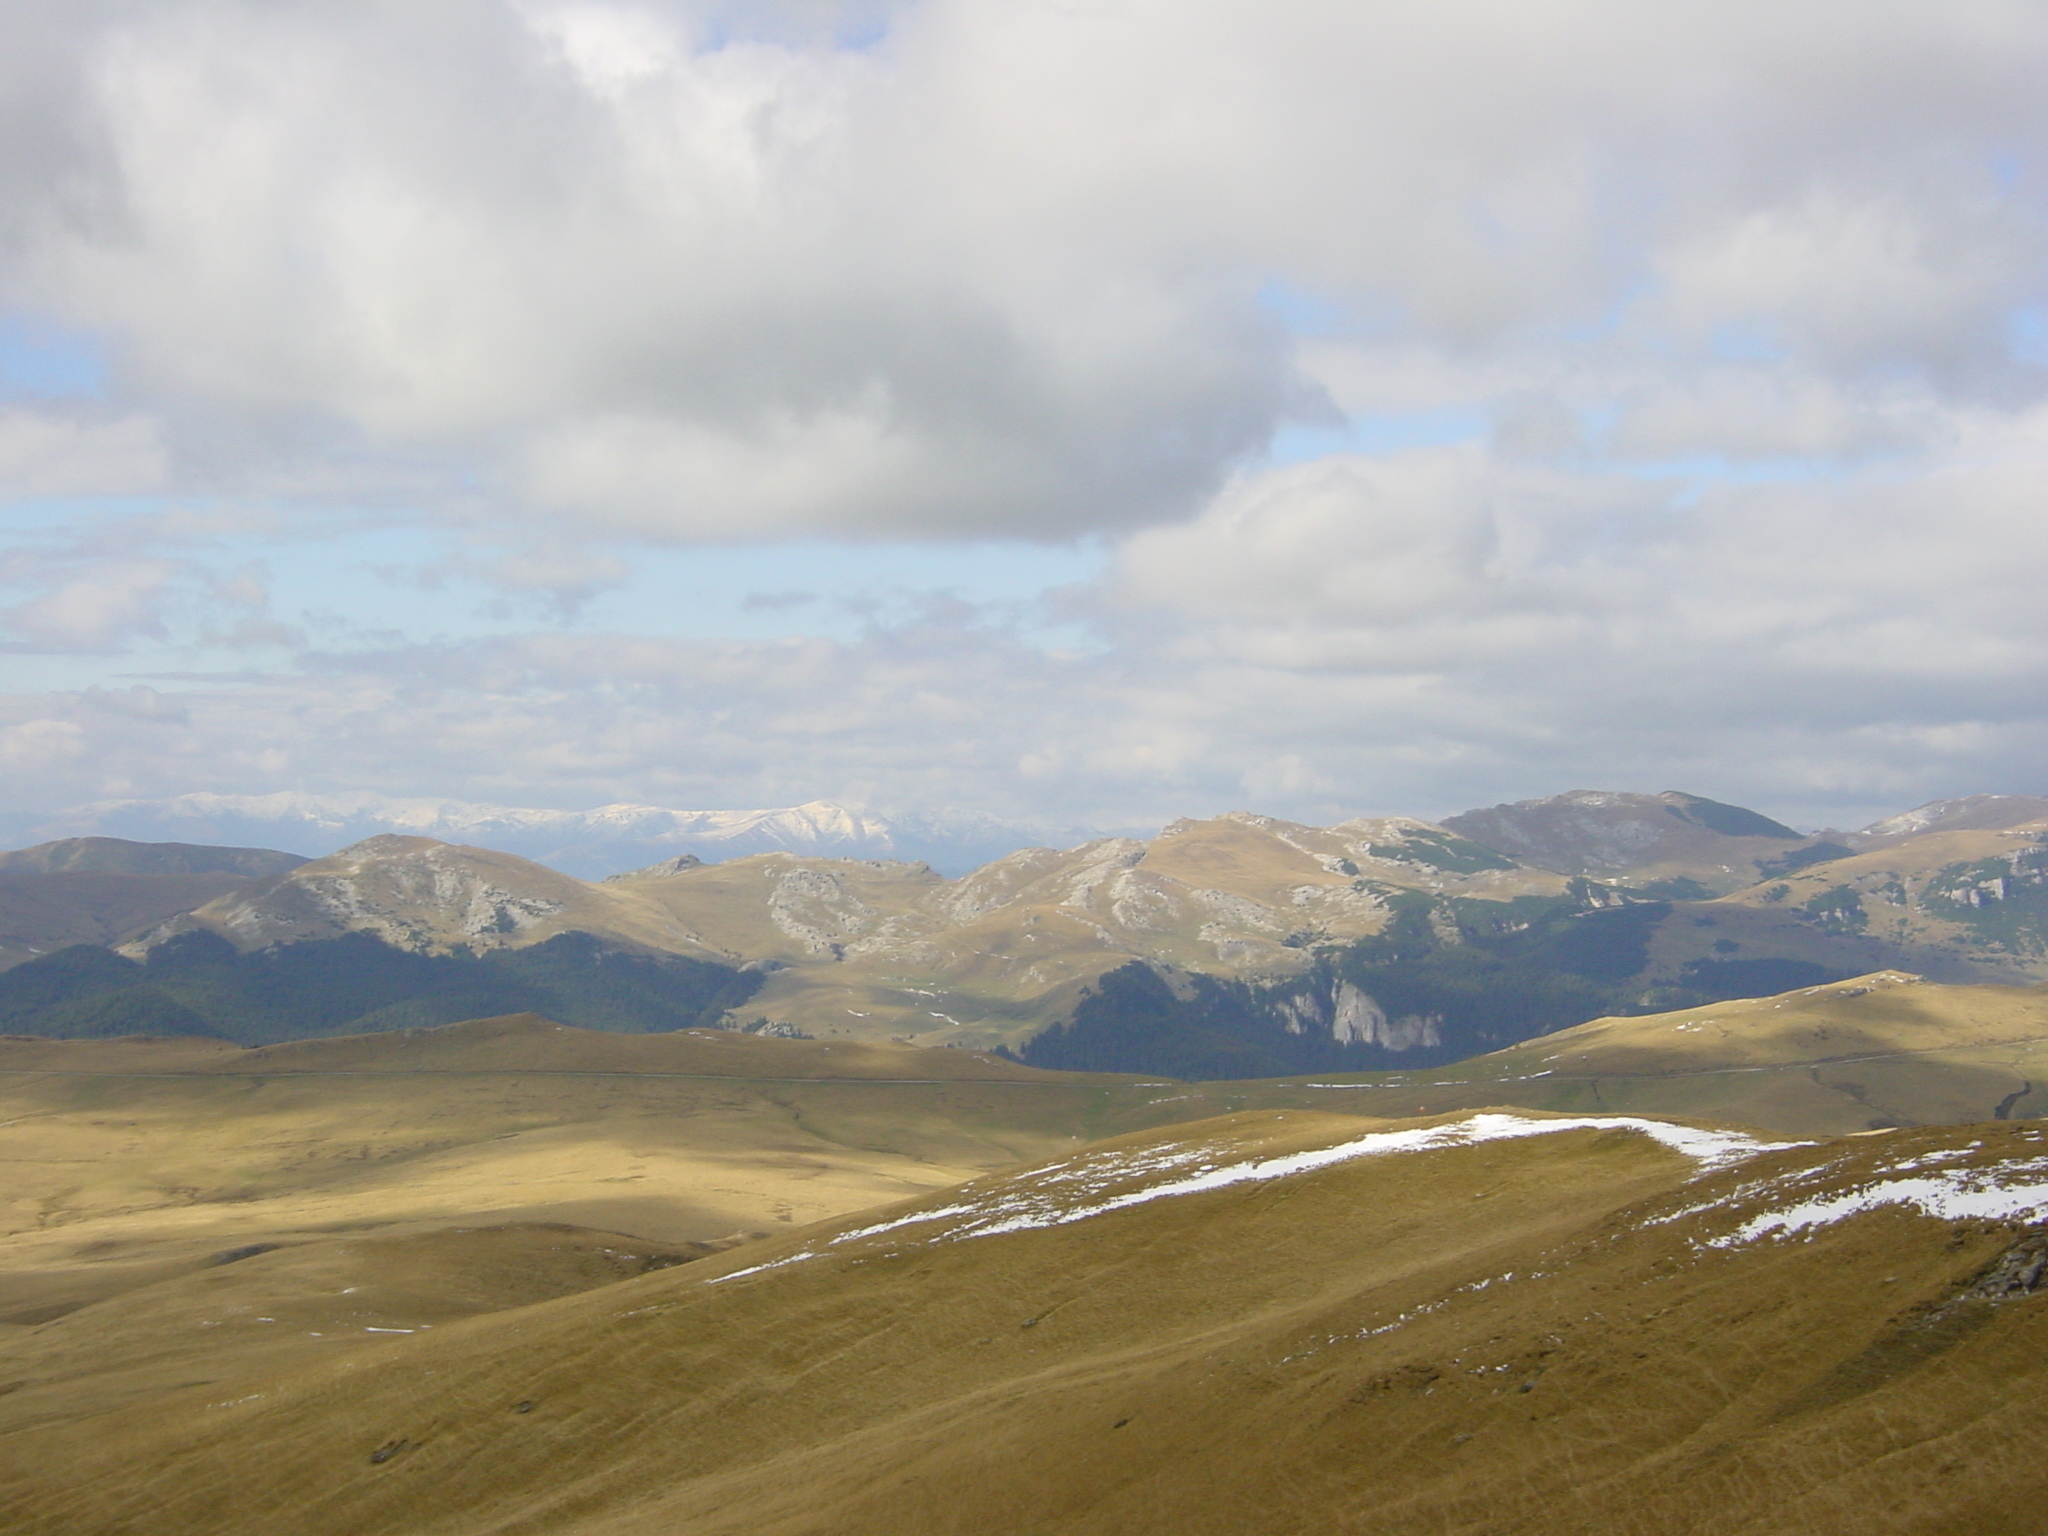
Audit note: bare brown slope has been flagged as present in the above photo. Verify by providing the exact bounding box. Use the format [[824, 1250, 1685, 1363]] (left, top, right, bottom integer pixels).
[[183, 1012, 1084, 1081], [0, 1020, 1348, 1465], [1623, 818, 2048, 989], [1514, 969, 2048, 1074], [130, 835, 724, 959], [0, 837, 305, 878], [5, 1111, 2047, 1535], [1855, 793, 2048, 843], [0, 1223, 705, 1435], [0, 870, 269, 971], [0, 838, 312, 970], [618, 814, 1563, 1042], [1442, 788, 1809, 892]]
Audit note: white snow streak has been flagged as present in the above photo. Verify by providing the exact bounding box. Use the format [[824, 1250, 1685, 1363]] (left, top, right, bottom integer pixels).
[[1709, 1155, 2048, 1247], [704, 1113, 1794, 1284]]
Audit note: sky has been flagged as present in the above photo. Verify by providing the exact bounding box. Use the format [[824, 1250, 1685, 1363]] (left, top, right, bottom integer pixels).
[[3, 0, 2048, 835]]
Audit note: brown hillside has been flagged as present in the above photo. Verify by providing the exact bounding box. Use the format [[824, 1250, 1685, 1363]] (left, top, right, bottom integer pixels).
[[4, 1108, 2047, 1534], [1442, 788, 1809, 892], [0, 869, 274, 971], [1644, 820, 2048, 986], [1263, 972, 2048, 1136], [0, 1018, 1160, 1273], [0, 838, 310, 970], [128, 835, 724, 959], [1855, 793, 2048, 843]]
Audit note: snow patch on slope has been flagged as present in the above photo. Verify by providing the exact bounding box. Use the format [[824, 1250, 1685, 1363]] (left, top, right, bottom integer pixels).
[[1671, 1133, 2048, 1247], [707, 1114, 1795, 1284]]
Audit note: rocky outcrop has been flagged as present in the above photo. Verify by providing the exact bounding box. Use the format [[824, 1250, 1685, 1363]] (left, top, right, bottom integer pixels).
[[1270, 977, 1442, 1052]]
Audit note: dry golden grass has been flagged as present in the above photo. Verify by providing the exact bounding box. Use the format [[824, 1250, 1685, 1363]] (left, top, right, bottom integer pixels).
[[3, 988, 2048, 1531], [3, 1105, 2045, 1534], [1260, 972, 2048, 1136], [0, 1015, 1219, 1439], [0, 1015, 1153, 1271], [0, 1222, 702, 1435]]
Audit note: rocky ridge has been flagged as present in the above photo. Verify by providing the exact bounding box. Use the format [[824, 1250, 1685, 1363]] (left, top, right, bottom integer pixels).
[[17, 790, 2048, 1069]]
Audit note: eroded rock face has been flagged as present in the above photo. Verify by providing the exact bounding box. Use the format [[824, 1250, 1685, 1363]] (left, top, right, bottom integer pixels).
[[121, 835, 686, 960], [200, 839, 570, 952], [1334, 982, 1443, 1051], [767, 867, 878, 960], [1269, 978, 1441, 1052], [1964, 1229, 2048, 1302]]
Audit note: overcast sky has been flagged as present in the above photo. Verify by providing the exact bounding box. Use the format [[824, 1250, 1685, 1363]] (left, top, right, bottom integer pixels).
[[3, 0, 2047, 834]]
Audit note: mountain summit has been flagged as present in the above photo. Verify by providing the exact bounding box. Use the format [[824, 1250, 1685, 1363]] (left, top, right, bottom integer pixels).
[[1442, 788, 1811, 892]]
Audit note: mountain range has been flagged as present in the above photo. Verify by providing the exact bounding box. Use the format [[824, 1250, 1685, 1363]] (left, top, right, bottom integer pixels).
[[0, 792, 1094, 878], [4, 787, 2048, 1081]]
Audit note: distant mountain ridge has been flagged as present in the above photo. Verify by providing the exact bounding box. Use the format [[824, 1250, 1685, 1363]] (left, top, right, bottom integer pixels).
[[6, 787, 2048, 1079], [1852, 794, 2048, 844], [1, 793, 1095, 879], [0, 836, 305, 880], [0, 836, 309, 972]]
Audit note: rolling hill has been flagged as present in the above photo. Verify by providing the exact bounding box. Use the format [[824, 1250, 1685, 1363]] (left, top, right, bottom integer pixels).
[[0, 1016, 1240, 1436], [3, 1098, 2045, 1534], [1852, 794, 2048, 844], [1249, 971, 2048, 1135], [0, 1016, 1167, 1278]]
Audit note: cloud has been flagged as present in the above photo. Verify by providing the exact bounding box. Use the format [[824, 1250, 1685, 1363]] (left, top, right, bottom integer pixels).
[[1097, 421, 2048, 811], [6, 463, 2048, 835], [0, 408, 167, 497], [1, 0, 2042, 541], [0, 517, 285, 654], [1, 2, 2047, 834], [1, 557, 180, 650]]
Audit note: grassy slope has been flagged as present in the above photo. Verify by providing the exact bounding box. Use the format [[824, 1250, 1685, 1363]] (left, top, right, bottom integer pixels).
[[0, 1224, 706, 1435], [0, 1018, 1161, 1267], [0, 1016, 1282, 1444], [3, 1110, 2046, 1534], [1251, 971, 2048, 1135], [5, 969, 2043, 1300]]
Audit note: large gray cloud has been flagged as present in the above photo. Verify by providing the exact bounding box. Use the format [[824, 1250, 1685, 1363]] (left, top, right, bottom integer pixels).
[[5, 0, 2047, 534], [3, 1, 2048, 832]]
